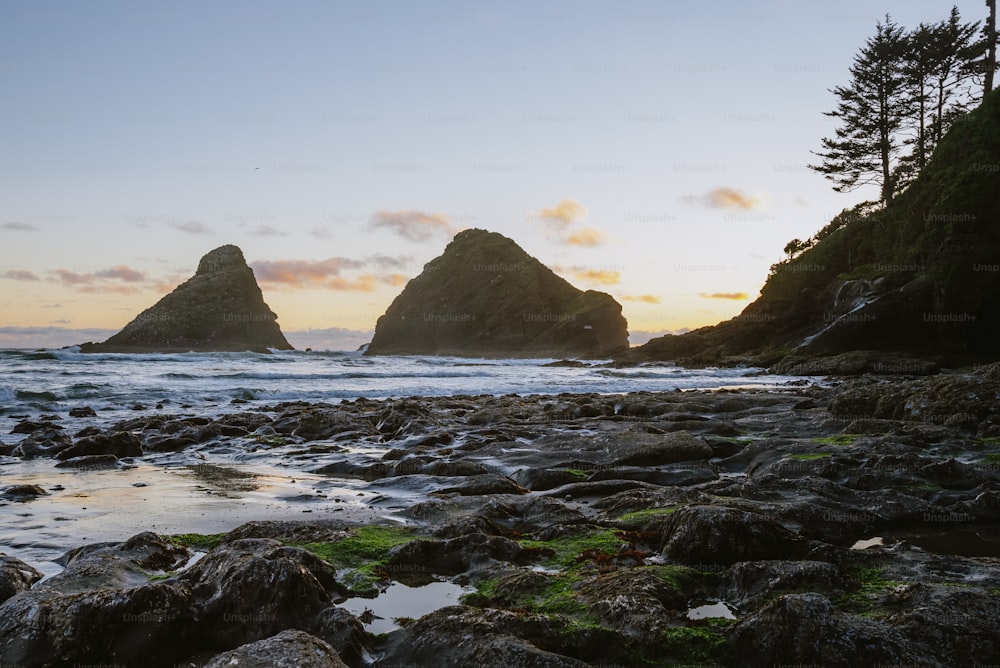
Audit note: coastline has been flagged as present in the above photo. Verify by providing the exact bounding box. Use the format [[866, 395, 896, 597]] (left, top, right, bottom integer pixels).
[[2, 371, 1000, 665]]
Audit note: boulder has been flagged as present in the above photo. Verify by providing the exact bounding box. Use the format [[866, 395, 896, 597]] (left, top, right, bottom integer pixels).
[[203, 629, 348, 668], [79, 245, 292, 353], [0, 555, 42, 604], [366, 229, 628, 358]]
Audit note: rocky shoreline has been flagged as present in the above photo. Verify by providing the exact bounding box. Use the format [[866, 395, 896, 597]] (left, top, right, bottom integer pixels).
[[3, 367, 1000, 666]]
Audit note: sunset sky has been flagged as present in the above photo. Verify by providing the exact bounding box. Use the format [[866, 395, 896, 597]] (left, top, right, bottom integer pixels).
[[0, 0, 987, 350]]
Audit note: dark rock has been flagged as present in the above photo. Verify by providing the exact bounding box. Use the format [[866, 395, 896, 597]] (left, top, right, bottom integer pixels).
[[11, 428, 73, 458], [0, 484, 49, 501], [10, 419, 62, 434], [727, 560, 850, 609], [69, 406, 98, 417], [386, 533, 531, 579], [432, 474, 529, 496], [54, 454, 120, 469], [366, 229, 628, 358], [587, 463, 718, 487], [512, 468, 588, 491], [178, 538, 347, 648], [658, 505, 807, 566], [79, 244, 293, 353], [203, 629, 348, 668], [311, 606, 367, 668], [56, 431, 143, 460], [610, 430, 713, 466], [379, 606, 590, 667], [0, 555, 42, 604], [728, 593, 915, 667]]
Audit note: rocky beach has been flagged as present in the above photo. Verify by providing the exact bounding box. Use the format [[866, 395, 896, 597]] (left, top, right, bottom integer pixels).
[[3, 363, 999, 667]]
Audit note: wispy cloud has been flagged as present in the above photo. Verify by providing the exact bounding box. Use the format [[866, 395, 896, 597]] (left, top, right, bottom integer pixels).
[[1, 222, 39, 232], [366, 254, 413, 271], [170, 220, 212, 235], [370, 210, 455, 242], [621, 294, 661, 304], [1, 270, 41, 281], [250, 224, 289, 237], [683, 187, 769, 210], [251, 257, 409, 292], [537, 198, 587, 229], [532, 199, 608, 247], [564, 227, 607, 247], [553, 264, 621, 286], [0, 326, 119, 349], [699, 291, 749, 300]]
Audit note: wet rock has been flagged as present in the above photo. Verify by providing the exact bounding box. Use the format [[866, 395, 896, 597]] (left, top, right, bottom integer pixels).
[[56, 431, 143, 460], [69, 406, 98, 417], [587, 463, 718, 487], [0, 555, 42, 604], [10, 419, 63, 434], [203, 629, 348, 668], [223, 520, 354, 545], [386, 533, 531, 579], [728, 593, 915, 667], [0, 484, 49, 501], [512, 468, 588, 491], [432, 474, 529, 496], [11, 428, 73, 458], [378, 606, 590, 667], [611, 430, 713, 466], [311, 606, 367, 668], [179, 538, 347, 648], [659, 505, 807, 566], [728, 560, 849, 609], [54, 454, 120, 469]]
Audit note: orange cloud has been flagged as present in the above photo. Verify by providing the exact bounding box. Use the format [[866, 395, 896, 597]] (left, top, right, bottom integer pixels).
[[537, 198, 587, 228], [699, 292, 749, 300], [252, 258, 366, 288], [621, 294, 661, 304], [573, 269, 622, 285], [53, 265, 149, 287], [564, 227, 607, 247], [371, 210, 455, 241], [684, 187, 768, 210], [251, 257, 411, 292]]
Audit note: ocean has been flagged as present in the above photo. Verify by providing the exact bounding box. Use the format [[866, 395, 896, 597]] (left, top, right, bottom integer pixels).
[[0, 348, 799, 423], [0, 348, 803, 574]]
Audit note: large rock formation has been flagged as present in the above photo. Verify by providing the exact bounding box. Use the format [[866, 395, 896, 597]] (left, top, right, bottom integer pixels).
[[80, 245, 293, 353], [634, 88, 1000, 370], [365, 229, 628, 358]]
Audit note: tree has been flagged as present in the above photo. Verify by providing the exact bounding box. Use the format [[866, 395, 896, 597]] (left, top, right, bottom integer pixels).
[[926, 7, 980, 144], [810, 16, 913, 208], [983, 0, 996, 94]]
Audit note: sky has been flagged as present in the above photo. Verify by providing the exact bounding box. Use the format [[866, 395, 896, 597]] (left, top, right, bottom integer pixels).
[[0, 0, 989, 350]]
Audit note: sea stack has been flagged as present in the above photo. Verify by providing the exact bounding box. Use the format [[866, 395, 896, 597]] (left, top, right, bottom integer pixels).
[[79, 245, 293, 353], [365, 229, 629, 358]]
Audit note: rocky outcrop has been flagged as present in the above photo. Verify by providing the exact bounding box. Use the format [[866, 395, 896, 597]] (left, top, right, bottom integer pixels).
[[635, 89, 1000, 370], [79, 245, 292, 353], [365, 229, 628, 358]]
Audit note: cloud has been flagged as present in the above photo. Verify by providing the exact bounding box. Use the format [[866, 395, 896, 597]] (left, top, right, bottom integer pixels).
[[621, 294, 661, 304], [252, 258, 366, 287], [366, 254, 413, 271], [0, 326, 118, 349], [370, 210, 455, 242], [683, 187, 769, 210], [699, 292, 749, 300], [251, 257, 409, 292], [537, 199, 587, 228], [1, 222, 39, 232], [250, 225, 289, 237], [564, 227, 607, 247], [52, 265, 148, 287], [2, 270, 41, 281], [170, 220, 212, 235]]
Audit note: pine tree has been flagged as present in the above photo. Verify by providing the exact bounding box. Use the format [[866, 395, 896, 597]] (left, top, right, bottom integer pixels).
[[810, 16, 912, 208]]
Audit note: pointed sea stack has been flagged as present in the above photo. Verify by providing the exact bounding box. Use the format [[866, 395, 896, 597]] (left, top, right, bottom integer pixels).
[[79, 245, 293, 353], [365, 229, 629, 358]]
